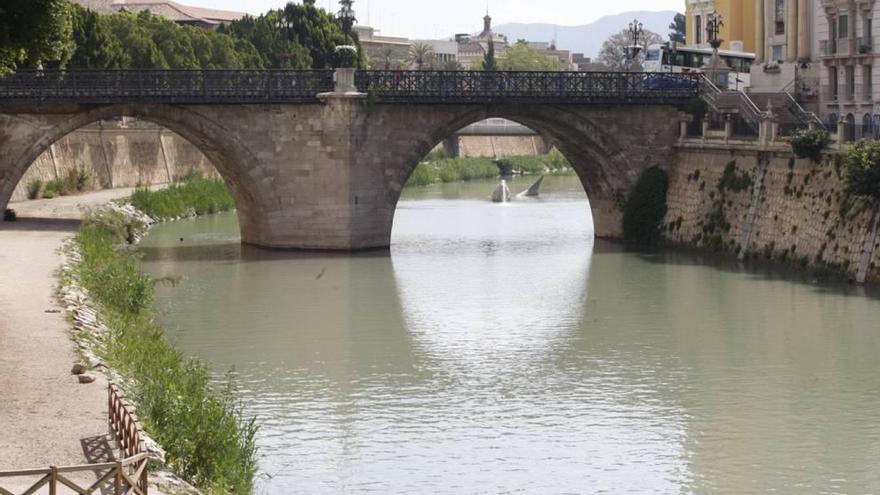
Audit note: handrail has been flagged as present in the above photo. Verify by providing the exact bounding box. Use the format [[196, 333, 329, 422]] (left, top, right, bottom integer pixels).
[[781, 84, 825, 129], [0, 385, 150, 495]]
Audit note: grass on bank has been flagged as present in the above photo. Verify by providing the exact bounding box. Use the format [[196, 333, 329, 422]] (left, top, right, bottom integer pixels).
[[128, 173, 235, 219], [68, 184, 256, 494], [407, 150, 572, 187]]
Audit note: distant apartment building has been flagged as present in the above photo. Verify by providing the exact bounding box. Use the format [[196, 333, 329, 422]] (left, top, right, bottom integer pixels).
[[527, 42, 577, 71], [686, 0, 757, 53], [74, 0, 244, 28], [815, 0, 880, 138], [353, 25, 412, 69]]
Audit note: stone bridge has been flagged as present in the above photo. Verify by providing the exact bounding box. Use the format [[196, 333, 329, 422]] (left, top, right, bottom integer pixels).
[[0, 69, 698, 250]]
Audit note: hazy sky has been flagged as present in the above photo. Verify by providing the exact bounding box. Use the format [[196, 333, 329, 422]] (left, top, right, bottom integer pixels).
[[183, 0, 684, 39]]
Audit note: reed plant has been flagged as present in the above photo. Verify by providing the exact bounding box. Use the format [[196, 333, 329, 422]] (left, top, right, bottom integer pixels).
[[71, 209, 258, 494], [128, 174, 235, 219]]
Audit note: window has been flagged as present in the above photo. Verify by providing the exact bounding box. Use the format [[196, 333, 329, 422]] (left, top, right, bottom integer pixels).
[[775, 0, 786, 35], [839, 14, 849, 39], [865, 66, 873, 99], [695, 16, 702, 45], [772, 45, 784, 61]]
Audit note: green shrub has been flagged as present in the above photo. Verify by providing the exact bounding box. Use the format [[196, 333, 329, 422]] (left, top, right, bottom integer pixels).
[[128, 176, 235, 219], [3, 208, 16, 221], [27, 179, 43, 200], [423, 148, 449, 162], [72, 211, 258, 494], [789, 128, 831, 162], [407, 163, 437, 186], [42, 180, 61, 199], [843, 140, 880, 198], [60, 166, 93, 195], [623, 167, 669, 246]]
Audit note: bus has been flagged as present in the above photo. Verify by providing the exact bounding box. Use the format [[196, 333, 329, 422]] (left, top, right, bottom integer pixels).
[[643, 44, 755, 90]]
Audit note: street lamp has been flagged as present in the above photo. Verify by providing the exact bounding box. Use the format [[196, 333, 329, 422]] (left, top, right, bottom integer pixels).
[[706, 12, 724, 50], [625, 19, 644, 71]]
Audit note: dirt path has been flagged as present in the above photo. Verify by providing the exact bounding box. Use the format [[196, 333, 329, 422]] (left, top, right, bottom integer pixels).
[[0, 189, 137, 474]]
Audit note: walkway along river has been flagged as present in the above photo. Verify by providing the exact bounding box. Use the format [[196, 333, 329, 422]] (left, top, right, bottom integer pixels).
[[138, 175, 880, 494]]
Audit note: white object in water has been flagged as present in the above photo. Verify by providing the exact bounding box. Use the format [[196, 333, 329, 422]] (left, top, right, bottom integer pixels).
[[491, 180, 511, 203]]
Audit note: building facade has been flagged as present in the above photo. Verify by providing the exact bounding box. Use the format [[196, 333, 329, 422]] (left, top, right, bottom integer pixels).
[[75, 0, 244, 28], [686, 0, 757, 53], [815, 0, 880, 138]]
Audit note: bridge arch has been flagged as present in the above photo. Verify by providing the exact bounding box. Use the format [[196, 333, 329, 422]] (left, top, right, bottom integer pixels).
[[361, 103, 681, 243], [0, 104, 280, 242]]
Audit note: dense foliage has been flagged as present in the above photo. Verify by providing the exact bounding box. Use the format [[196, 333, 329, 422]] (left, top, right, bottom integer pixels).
[[499, 41, 559, 71], [407, 151, 571, 187], [3, 0, 362, 72], [0, 0, 74, 73], [623, 166, 669, 245], [843, 140, 880, 198], [128, 174, 235, 219], [789, 128, 831, 162]]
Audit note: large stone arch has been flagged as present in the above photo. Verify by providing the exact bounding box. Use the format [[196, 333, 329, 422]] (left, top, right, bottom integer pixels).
[[0, 104, 281, 244], [355, 103, 682, 244]]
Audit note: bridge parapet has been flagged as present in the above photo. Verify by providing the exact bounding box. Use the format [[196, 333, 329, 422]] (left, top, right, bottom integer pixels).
[[0, 69, 700, 106]]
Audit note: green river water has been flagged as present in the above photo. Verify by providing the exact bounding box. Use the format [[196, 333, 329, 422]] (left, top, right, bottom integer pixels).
[[138, 175, 880, 494]]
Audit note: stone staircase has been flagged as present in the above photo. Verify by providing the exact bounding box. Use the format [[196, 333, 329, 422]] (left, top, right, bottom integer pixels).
[[700, 76, 823, 134]]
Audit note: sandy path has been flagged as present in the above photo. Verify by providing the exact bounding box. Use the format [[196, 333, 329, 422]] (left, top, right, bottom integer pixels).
[[0, 190, 137, 477]]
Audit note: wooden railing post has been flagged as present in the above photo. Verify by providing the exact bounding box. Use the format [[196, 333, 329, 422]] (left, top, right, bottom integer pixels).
[[49, 466, 57, 495], [114, 462, 122, 495]]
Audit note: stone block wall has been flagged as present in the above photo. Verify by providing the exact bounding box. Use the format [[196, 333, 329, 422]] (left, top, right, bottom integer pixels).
[[10, 121, 216, 202], [457, 136, 547, 158], [665, 142, 880, 284]]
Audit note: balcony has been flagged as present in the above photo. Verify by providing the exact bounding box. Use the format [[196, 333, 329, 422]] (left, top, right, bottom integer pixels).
[[820, 38, 856, 58], [821, 84, 873, 103], [857, 36, 873, 54]]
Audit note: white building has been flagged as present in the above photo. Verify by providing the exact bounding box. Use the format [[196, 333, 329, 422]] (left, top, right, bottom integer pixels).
[[815, 0, 880, 139]]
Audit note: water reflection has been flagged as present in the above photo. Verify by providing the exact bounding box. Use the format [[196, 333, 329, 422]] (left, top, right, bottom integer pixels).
[[138, 176, 880, 494]]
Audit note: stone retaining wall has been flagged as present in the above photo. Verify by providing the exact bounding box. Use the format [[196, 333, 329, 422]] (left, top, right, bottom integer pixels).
[[665, 142, 880, 284], [11, 121, 216, 202]]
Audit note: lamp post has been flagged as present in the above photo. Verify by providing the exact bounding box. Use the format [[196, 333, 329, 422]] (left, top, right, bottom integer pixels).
[[626, 19, 644, 71], [705, 12, 728, 88]]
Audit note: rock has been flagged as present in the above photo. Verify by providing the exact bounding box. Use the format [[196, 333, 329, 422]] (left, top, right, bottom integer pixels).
[[71, 363, 87, 375], [78, 373, 96, 384]]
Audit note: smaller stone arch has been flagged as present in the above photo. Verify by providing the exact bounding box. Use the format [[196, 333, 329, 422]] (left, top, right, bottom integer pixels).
[[0, 104, 282, 244]]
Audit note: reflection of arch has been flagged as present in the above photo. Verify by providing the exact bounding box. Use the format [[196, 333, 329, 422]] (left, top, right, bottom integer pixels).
[[1, 104, 278, 241]]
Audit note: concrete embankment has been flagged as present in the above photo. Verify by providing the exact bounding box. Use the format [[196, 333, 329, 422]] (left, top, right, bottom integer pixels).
[[664, 142, 880, 284]]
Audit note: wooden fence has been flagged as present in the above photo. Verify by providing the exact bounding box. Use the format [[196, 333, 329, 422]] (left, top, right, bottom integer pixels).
[[0, 384, 149, 495]]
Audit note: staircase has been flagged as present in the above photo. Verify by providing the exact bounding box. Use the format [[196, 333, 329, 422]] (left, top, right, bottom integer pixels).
[[700, 76, 823, 134]]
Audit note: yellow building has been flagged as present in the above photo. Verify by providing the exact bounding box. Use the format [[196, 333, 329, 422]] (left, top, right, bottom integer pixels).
[[685, 0, 757, 53]]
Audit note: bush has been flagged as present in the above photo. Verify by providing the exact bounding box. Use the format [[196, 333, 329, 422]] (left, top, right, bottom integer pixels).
[[128, 175, 235, 219], [623, 167, 669, 246], [843, 140, 880, 198], [423, 148, 449, 162], [42, 180, 61, 199], [72, 211, 258, 494], [407, 163, 437, 186], [334, 45, 358, 68], [60, 166, 93, 195], [27, 179, 43, 200], [3, 208, 16, 221], [790, 128, 831, 162]]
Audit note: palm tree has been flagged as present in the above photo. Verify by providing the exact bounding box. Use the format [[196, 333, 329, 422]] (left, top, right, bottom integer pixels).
[[407, 42, 435, 70], [381, 48, 395, 70]]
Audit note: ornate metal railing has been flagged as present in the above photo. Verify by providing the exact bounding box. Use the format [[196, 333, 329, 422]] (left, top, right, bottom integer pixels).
[[355, 70, 701, 104], [0, 69, 335, 104], [0, 69, 700, 105]]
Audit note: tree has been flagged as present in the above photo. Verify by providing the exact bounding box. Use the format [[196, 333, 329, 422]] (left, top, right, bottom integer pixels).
[[669, 13, 686, 44], [0, 0, 74, 73], [69, 4, 125, 68], [407, 42, 434, 70], [500, 41, 559, 71], [482, 38, 497, 71], [597, 28, 663, 71]]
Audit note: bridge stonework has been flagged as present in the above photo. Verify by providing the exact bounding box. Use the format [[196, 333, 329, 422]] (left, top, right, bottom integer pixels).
[[0, 96, 682, 250]]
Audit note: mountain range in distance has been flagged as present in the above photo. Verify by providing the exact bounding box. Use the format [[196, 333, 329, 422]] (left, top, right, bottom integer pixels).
[[494, 10, 680, 59]]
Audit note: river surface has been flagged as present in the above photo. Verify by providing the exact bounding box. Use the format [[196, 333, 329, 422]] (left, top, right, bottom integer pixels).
[[139, 175, 880, 494]]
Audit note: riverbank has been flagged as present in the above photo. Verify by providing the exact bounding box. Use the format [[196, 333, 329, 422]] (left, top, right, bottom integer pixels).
[[61, 180, 257, 494], [0, 189, 136, 481], [407, 152, 571, 187]]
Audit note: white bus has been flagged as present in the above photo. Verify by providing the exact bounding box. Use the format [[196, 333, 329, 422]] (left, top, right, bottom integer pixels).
[[643, 44, 755, 90]]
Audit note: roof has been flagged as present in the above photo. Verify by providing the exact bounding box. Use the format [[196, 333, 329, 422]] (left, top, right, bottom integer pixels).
[[107, 0, 246, 24]]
